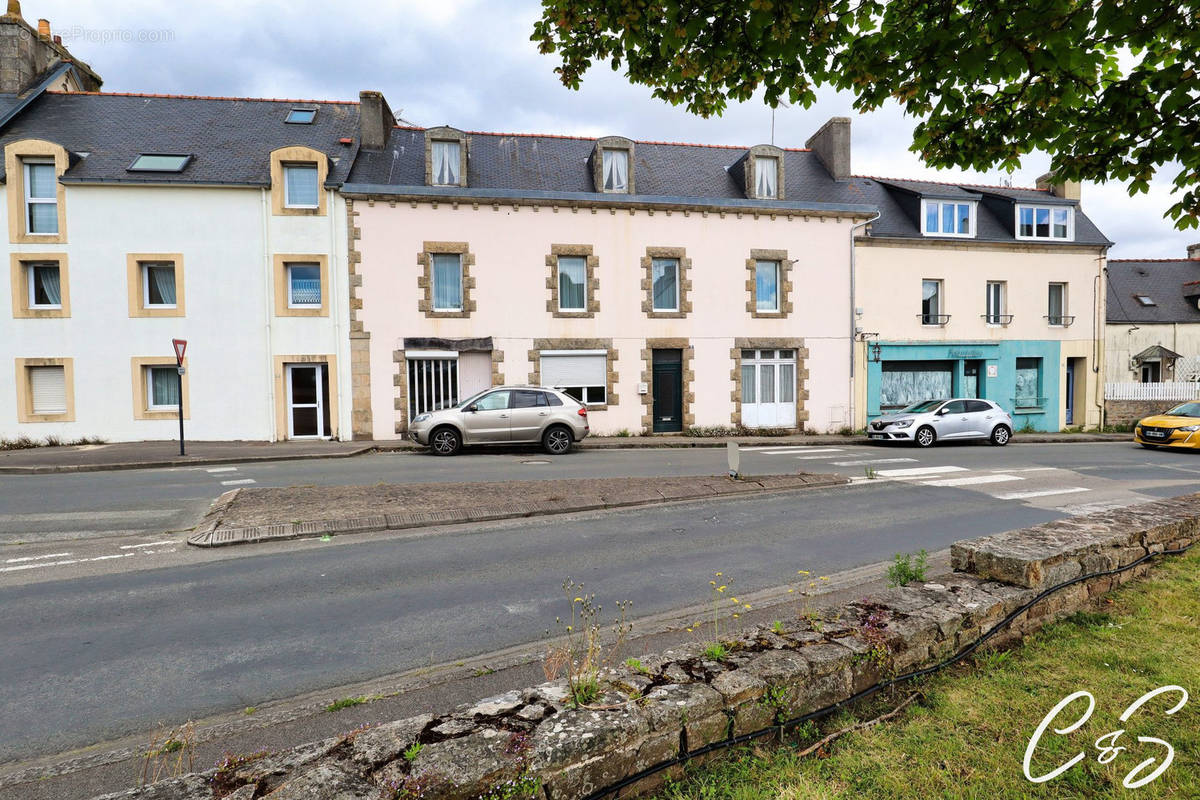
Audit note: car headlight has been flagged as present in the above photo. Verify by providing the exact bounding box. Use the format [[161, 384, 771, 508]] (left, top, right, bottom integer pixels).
[[890, 419, 913, 428], [1180, 425, 1200, 432], [412, 413, 431, 424]]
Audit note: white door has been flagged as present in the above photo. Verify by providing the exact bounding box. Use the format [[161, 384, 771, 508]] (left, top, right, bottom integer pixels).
[[740, 349, 797, 428], [286, 364, 325, 438]]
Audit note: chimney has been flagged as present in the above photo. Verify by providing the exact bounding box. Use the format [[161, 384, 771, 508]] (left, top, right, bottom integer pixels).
[[1188, 243, 1200, 260], [805, 117, 851, 181], [52, 33, 59, 44], [1036, 170, 1081, 201], [0, 7, 100, 92], [36, 17, 47, 38], [4, 1, 20, 19], [358, 90, 394, 151]]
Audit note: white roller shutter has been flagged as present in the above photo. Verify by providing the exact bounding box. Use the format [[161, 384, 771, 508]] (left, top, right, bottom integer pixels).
[[540, 352, 606, 387], [30, 366, 66, 414]]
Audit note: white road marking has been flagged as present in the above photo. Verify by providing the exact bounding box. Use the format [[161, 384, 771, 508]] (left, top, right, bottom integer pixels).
[[832, 458, 918, 466], [742, 446, 843, 453], [4, 552, 72, 563], [206, 467, 238, 473], [0, 552, 135, 573], [220, 478, 256, 486], [921, 474, 1025, 487], [990, 467, 1060, 473], [877, 465, 969, 478], [119, 541, 175, 549], [993, 487, 1091, 500], [794, 455, 845, 460]]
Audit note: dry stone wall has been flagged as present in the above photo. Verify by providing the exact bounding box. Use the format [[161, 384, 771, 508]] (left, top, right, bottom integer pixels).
[[95, 493, 1200, 800]]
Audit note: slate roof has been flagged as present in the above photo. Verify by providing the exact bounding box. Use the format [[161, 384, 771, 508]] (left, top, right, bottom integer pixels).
[[1107, 258, 1200, 324], [0, 91, 361, 186], [346, 127, 874, 210]]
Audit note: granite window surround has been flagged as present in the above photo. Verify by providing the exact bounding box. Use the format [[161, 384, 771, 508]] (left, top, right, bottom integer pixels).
[[740, 144, 786, 201], [590, 136, 636, 195], [424, 127, 469, 188], [745, 248, 794, 318], [416, 241, 476, 318], [545, 244, 600, 317], [526, 338, 618, 411], [730, 337, 810, 429], [640, 246, 693, 318], [393, 342, 505, 433]]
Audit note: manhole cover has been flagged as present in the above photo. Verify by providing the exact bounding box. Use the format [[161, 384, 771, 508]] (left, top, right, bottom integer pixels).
[[522, 460, 551, 465]]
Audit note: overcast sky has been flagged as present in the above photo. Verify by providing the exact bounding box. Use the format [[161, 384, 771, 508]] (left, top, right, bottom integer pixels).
[[33, 0, 1195, 259]]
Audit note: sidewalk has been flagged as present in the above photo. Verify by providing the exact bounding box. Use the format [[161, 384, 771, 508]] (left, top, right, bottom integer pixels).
[[0, 431, 1131, 474]]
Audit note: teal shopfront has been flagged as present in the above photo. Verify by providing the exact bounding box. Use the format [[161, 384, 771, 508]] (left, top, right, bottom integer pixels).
[[865, 341, 1061, 432]]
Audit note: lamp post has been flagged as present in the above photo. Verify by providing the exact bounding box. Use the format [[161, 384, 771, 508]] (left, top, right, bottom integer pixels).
[[172, 338, 187, 456]]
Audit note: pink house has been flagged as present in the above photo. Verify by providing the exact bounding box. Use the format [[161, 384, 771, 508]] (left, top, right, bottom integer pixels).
[[342, 101, 875, 440]]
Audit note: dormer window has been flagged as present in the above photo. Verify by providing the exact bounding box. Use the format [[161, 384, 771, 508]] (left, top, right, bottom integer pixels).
[[285, 107, 317, 124], [1016, 204, 1073, 240], [432, 140, 461, 185], [283, 163, 320, 208], [601, 148, 629, 193], [756, 156, 778, 199], [922, 199, 975, 237]]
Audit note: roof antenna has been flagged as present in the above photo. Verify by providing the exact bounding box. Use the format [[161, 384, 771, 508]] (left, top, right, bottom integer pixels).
[[770, 99, 790, 146]]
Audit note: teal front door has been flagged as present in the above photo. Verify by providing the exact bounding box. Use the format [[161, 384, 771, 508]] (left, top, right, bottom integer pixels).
[[652, 350, 683, 433]]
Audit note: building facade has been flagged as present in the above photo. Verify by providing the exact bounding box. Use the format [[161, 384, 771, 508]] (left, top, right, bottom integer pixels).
[[852, 174, 1111, 432], [342, 121, 876, 439]]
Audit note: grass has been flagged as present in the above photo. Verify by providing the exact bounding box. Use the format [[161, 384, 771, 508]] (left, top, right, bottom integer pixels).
[[885, 549, 929, 587], [324, 696, 368, 713], [654, 547, 1200, 800]]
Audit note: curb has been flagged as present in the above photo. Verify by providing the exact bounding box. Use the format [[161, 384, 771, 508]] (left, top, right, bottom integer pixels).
[[186, 473, 848, 548], [0, 446, 379, 475]]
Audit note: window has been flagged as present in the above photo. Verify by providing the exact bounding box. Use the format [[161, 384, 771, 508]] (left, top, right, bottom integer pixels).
[[921, 279, 943, 324], [756, 156, 778, 199], [1047, 282, 1069, 325], [601, 148, 628, 192], [23, 159, 57, 234], [431, 140, 461, 186], [283, 163, 319, 208], [432, 253, 463, 311], [145, 366, 180, 410], [922, 199, 973, 236], [985, 281, 1008, 324], [28, 263, 61, 308], [879, 361, 953, 409], [1017, 204, 1072, 240], [755, 260, 780, 312], [740, 349, 797, 428], [652, 257, 679, 311], [142, 263, 177, 308], [128, 154, 192, 172], [1140, 361, 1161, 383], [29, 365, 66, 415], [966, 400, 993, 413], [287, 263, 321, 307], [285, 107, 317, 124], [540, 351, 608, 406], [1014, 357, 1042, 408], [557, 255, 587, 311], [512, 389, 549, 408], [407, 357, 459, 418], [1134, 294, 1156, 306], [474, 391, 511, 411]]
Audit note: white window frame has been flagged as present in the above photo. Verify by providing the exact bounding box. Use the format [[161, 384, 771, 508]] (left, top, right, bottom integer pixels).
[[23, 159, 57, 235], [431, 140, 461, 186], [1047, 282, 1068, 325], [282, 163, 320, 209], [921, 278, 943, 325], [651, 257, 680, 312], [985, 280, 1007, 324], [920, 198, 976, 238], [27, 262, 61, 309], [142, 263, 177, 309], [556, 255, 587, 312], [145, 365, 180, 411], [28, 365, 67, 415], [755, 156, 779, 199], [600, 148, 629, 193], [755, 259, 780, 312], [540, 350, 608, 406], [1015, 204, 1074, 241], [431, 252, 464, 312], [285, 263, 322, 308]]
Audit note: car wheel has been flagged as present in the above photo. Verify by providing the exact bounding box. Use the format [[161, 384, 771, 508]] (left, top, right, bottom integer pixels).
[[990, 425, 1012, 446], [430, 426, 461, 456], [914, 425, 936, 448], [542, 425, 573, 455]]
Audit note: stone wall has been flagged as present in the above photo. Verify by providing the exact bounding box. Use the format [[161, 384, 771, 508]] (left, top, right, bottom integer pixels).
[[95, 494, 1200, 800], [1105, 399, 1184, 427]]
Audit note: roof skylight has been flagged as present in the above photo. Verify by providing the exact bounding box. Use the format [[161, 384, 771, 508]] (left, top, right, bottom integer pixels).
[[1135, 295, 1156, 306], [285, 107, 318, 124], [127, 154, 192, 172]]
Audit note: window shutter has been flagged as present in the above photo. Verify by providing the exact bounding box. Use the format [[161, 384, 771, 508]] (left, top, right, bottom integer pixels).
[[30, 366, 66, 414], [540, 353, 606, 387]]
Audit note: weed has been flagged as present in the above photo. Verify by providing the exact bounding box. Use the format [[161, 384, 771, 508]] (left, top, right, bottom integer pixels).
[[403, 741, 423, 762], [975, 648, 1012, 671], [886, 549, 928, 587], [242, 706, 256, 715], [686, 572, 750, 662], [210, 749, 269, 797], [473, 666, 496, 677], [546, 579, 633, 706], [856, 607, 892, 670], [324, 696, 368, 713], [703, 642, 728, 661], [478, 774, 542, 800], [759, 684, 791, 724], [616, 428, 631, 437], [138, 721, 195, 788], [42, 434, 62, 447], [1019, 418, 1037, 433], [624, 657, 650, 675], [771, 620, 785, 634], [864, 465, 878, 480], [787, 570, 830, 629]]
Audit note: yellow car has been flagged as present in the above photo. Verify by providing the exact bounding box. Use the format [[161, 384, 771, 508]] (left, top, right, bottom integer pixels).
[[1134, 401, 1200, 450]]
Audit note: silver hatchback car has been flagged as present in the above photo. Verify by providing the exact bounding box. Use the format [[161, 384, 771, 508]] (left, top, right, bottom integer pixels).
[[408, 385, 590, 456], [868, 398, 1014, 447]]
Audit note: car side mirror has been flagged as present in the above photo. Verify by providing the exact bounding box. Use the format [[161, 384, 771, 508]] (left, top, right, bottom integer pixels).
[[467, 405, 478, 413], [937, 408, 948, 415]]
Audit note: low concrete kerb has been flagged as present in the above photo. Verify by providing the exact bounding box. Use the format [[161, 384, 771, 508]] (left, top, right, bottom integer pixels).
[[187, 473, 847, 548]]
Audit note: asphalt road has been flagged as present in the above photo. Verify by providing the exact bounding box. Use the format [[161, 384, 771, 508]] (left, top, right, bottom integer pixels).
[[1, 442, 1198, 768]]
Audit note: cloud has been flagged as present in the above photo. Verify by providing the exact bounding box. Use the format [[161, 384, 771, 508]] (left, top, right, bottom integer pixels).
[[31, 0, 1197, 258]]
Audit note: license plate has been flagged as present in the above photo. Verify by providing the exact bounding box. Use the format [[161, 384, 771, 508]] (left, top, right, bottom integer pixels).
[[868, 433, 885, 439], [1146, 431, 1166, 438]]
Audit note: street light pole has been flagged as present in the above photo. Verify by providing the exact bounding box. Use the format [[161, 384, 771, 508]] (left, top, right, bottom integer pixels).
[[172, 339, 188, 456]]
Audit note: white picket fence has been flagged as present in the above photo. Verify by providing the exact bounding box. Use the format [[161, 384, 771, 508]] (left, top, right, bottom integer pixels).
[[1105, 382, 1200, 401]]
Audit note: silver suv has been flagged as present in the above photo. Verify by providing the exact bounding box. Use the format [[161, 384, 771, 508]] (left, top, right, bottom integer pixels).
[[408, 386, 590, 456], [868, 398, 1014, 447]]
